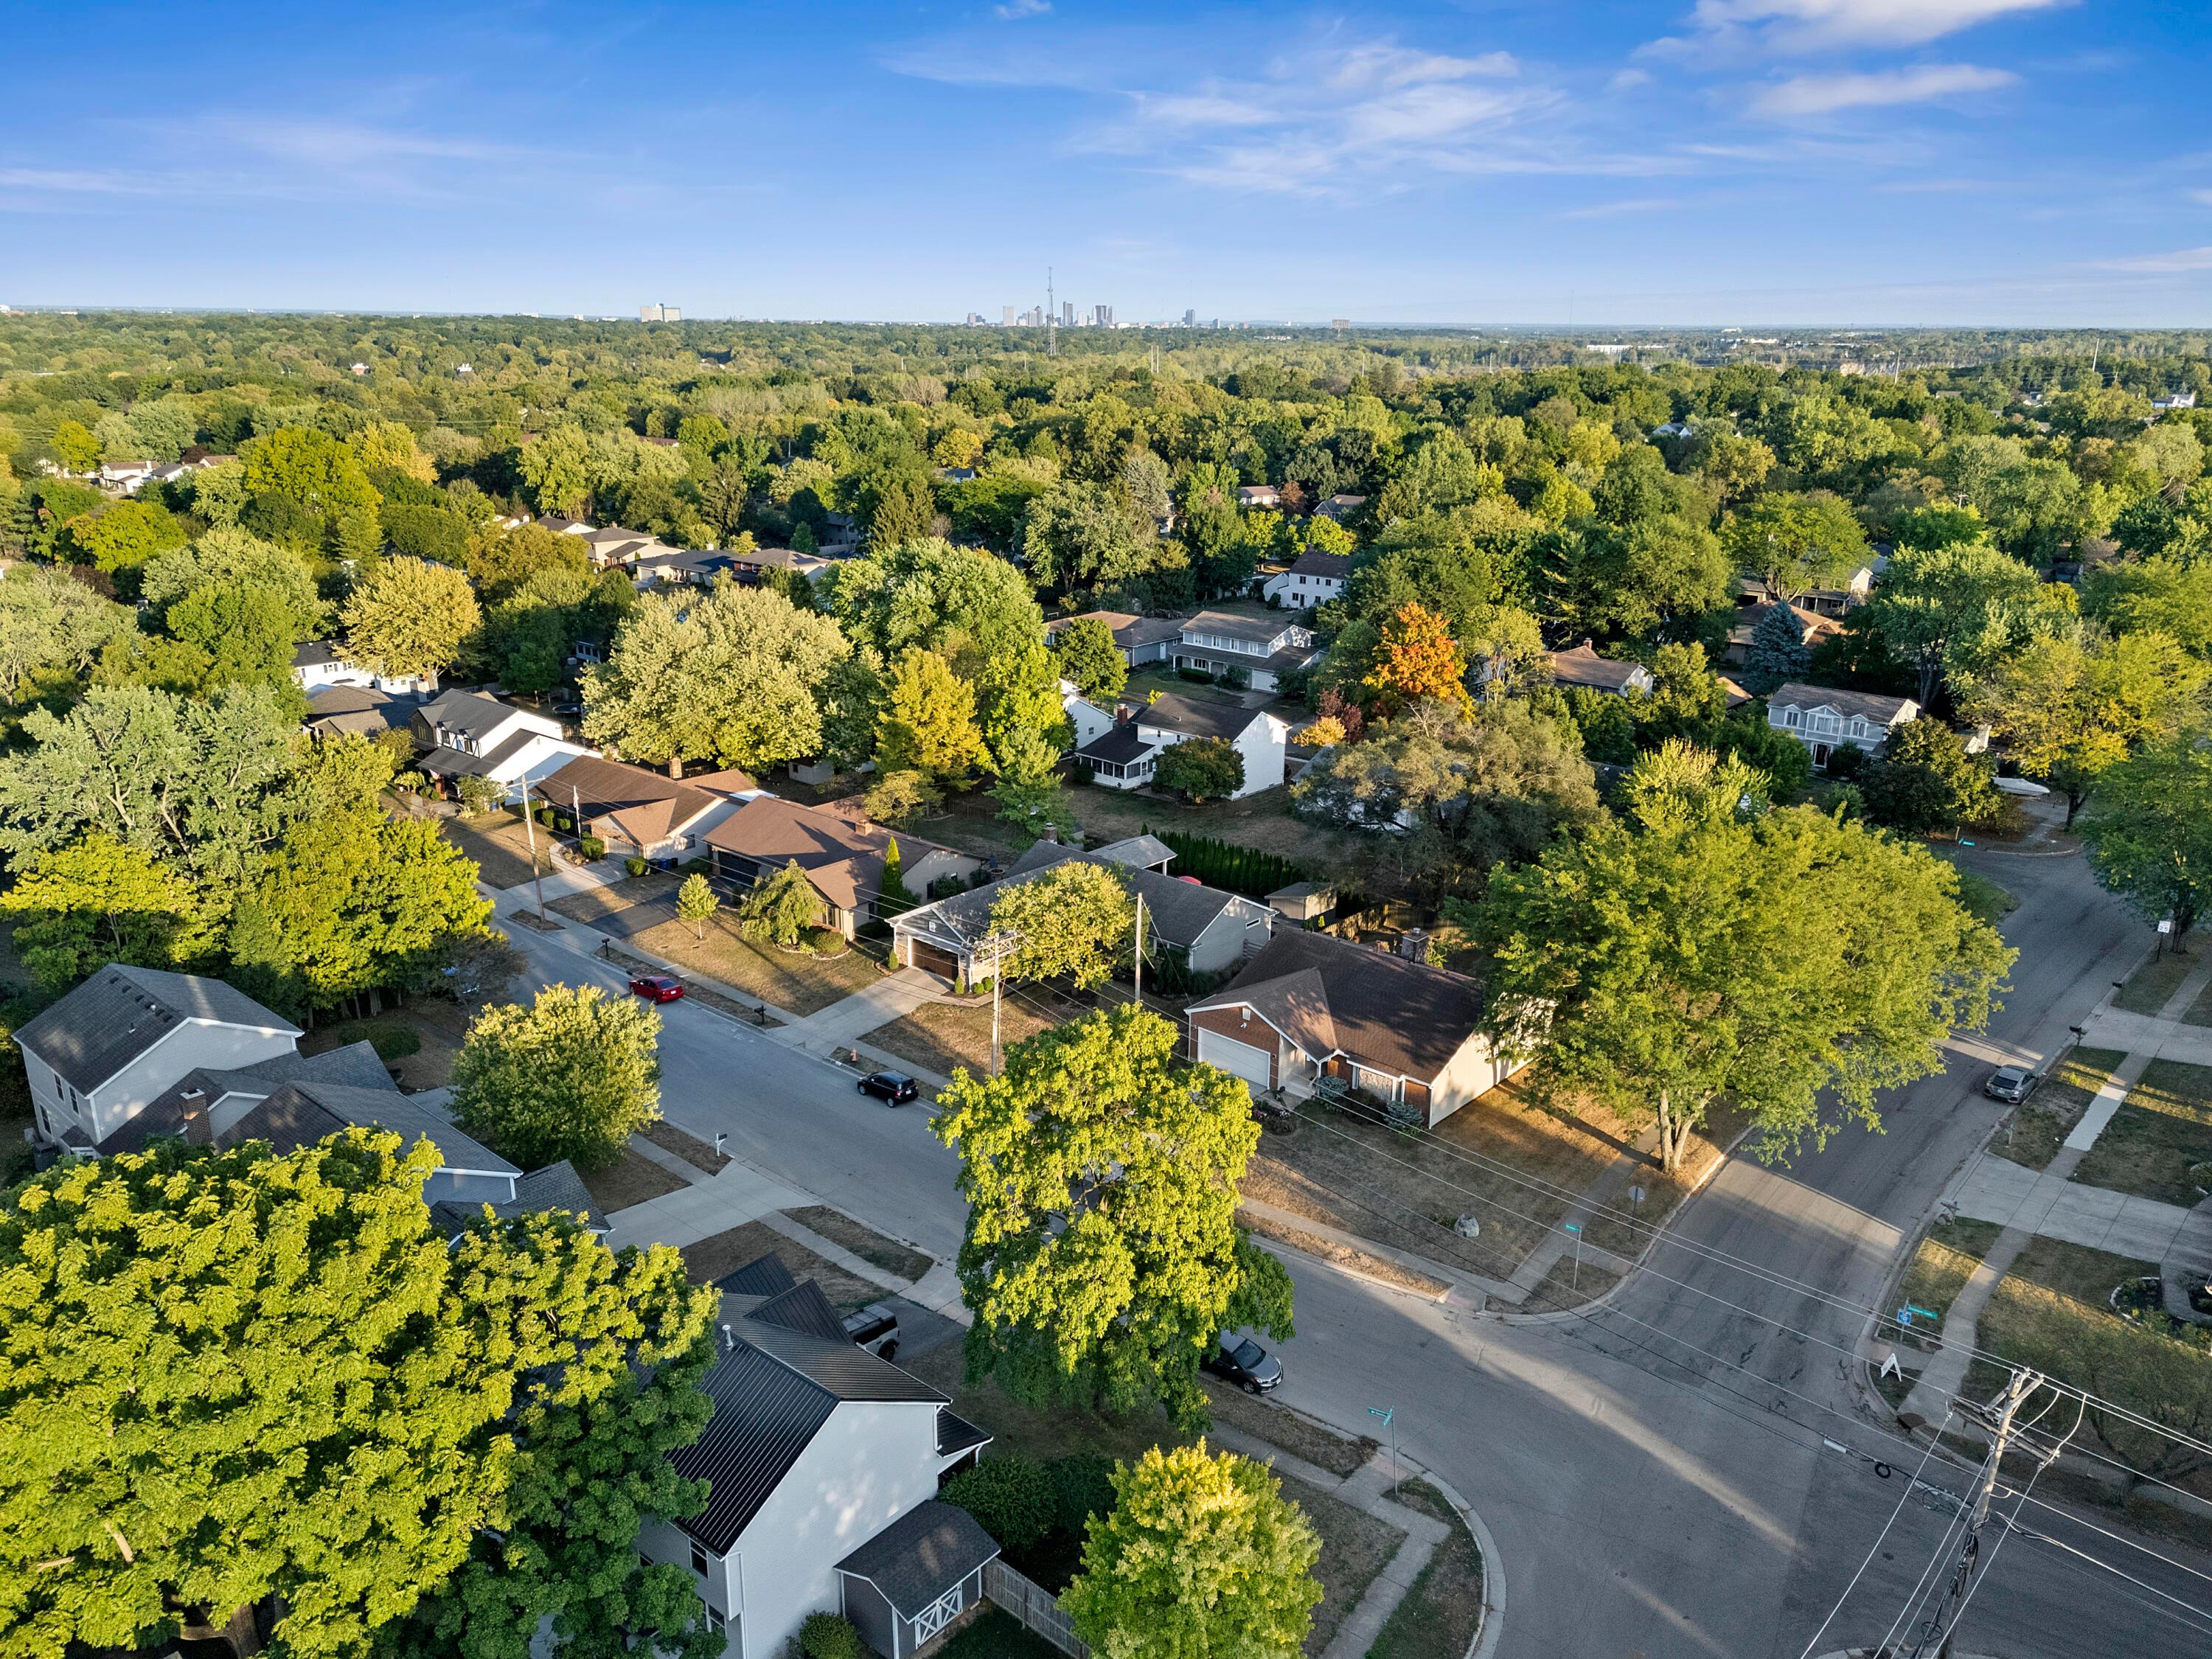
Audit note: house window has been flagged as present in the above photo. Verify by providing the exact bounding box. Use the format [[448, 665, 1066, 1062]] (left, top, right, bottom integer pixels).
[[690, 1541, 709, 1576]]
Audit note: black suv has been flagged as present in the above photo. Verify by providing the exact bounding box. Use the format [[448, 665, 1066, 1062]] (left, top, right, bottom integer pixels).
[[858, 1071, 919, 1105], [1203, 1332, 1283, 1394]]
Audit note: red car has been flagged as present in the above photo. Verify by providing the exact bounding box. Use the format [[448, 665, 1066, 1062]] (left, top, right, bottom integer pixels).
[[628, 973, 684, 1004]]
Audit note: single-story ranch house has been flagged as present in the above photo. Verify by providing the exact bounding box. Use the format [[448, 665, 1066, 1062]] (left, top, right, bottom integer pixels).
[[703, 797, 984, 939]]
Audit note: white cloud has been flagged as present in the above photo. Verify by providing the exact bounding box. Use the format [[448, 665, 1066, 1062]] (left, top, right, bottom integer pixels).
[[1609, 68, 1655, 91], [1557, 196, 1684, 219], [1750, 63, 2016, 116], [1686, 0, 2070, 51], [2096, 246, 2212, 274], [994, 0, 1050, 18], [1328, 45, 1517, 90], [2190, 188, 2212, 206]]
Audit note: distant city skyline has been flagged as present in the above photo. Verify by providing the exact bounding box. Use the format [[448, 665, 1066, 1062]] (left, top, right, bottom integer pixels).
[[4, 1, 2211, 326]]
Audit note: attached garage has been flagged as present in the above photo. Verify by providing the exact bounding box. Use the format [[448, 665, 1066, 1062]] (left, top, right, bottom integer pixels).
[[906, 939, 961, 982], [1195, 1026, 1274, 1091]]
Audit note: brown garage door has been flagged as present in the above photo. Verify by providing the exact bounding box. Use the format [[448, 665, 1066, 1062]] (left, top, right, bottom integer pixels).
[[909, 939, 961, 981]]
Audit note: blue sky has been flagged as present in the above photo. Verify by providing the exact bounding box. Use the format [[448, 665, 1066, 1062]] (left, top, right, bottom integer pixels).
[[4, 1, 2210, 326]]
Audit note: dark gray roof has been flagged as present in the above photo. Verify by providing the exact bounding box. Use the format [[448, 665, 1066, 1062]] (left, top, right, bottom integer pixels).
[[673, 1286, 948, 1553], [673, 1335, 841, 1552], [748, 1280, 852, 1343], [1184, 608, 1293, 645], [307, 684, 389, 715], [717, 1251, 799, 1296], [899, 848, 1247, 955], [420, 729, 535, 779], [1767, 681, 1918, 723], [14, 965, 298, 1096], [835, 1500, 1000, 1618], [103, 1040, 397, 1155], [1075, 726, 1153, 765], [223, 1081, 520, 1176], [1190, 928, 1485, 1085], [417, 688, 526, 741], [430, 1159, 599, 1235], [293, 641, 344, 667], [936, 1408, 991, 1458], [1287, 551, 1352, 580], [1137, 692, 1267, 742]]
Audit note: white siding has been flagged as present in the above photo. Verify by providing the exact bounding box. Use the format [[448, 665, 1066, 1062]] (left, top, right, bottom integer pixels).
[[1231, 715, 1289, 797], [1427, 1034, 1529, 1129], [1062, 694, 1115, 749], [86, 1022, 300, 1145], [640, 1398, 947, 1659]]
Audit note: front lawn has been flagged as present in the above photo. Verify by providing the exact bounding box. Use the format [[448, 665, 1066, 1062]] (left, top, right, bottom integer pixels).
[[2069, 1059, 2212, 1206], [787, 1203, 933, 1282], [576, 1147, 688, 1215], [864, 995, 1056, 1081], [1896, 1216, 2005, 1339], [1367, 1480, 1486, 1659], [301, 999, 470, 1091], [440, 809, 555, 890], [1993, 1046, 2124, 1172], [679, 1220, 888, 1310], [1286, 1472, 1404, 1657], [2113, 950, 2197, 1016]]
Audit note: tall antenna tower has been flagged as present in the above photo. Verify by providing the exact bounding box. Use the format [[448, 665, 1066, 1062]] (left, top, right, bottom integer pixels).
[[1046, 266, 1058, 358]]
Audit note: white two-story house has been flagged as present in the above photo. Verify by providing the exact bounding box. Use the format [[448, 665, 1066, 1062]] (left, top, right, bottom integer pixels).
[[1261, 552, 1352, 611], [642, 1254, 995, 1659], [1066, 689, 1292, 800], [292, 641, 439, 698], [1766, 681, 1919, 770], [410, 689, 594, 803], [1166, 610, 1320, 693]]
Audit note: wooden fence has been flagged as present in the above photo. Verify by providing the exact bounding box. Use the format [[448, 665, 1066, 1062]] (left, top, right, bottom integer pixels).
[[981, 1560, 1088, 1659]]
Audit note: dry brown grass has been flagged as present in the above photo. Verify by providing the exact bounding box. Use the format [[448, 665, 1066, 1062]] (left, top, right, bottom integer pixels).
[[302, 999, 470, 1091], [1285, 1474, 1405, 1658], [679, 1220, 887, 1310], [441, 810, 555, 889], [577, 1147, 689, 1214], [1367, 1480, 1484, 1659], [1241, 1207, 1451, 1296], [864, 995, 1057, 1080], [788, 1203, 934, 1281]]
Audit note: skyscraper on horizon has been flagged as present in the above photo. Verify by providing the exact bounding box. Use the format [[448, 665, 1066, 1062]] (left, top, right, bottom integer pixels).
[[1182, 307, 1197, 327], [1060, 299, 1075, 327], [1002, 305, 1016, 325]]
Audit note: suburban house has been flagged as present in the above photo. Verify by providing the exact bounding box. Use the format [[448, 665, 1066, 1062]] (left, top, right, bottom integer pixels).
[[302, 684, 421, 740], [411, 689, 595, 801], [1237, 484, 1281, 509], [1261, 551, 1353, 609], [1316, 493, 1366, 522], [633, 545, 831, 593], [97, 459, 157, 493], [1164, 611, 1320, 692], [1068, 692, 1293, 799], [2152, 391, 2199, 411], [1722, 599, 1842, 668], [891, 835, 1273, 985], [1546, 641, 1655, 698], [532, 754, 764, 863], [292, 640, 437, 696], [640, 1254, 995, 1659], [1184, 929, 1526, 1128], [1766, 681, 1920, 769], [14, 963, 597, 1226], [701, 797, 984, 939], [1044, 609, 1184, 669]]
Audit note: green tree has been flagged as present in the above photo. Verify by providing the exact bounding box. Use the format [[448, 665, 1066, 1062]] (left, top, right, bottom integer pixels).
[[0, 684, 299, 889], [1858, 718, 2001, 837], [822, 537, 1046, 682], [877, 649, 987, 785], [1476, 741, 2013, 1171], [2084, 555, 2212, 657], [451, 984, 663, 1172], [1021, 481, 1155, 593], [988, 860, 1133, 990], [939, 1456, 1056, 1557], [1964, 630, 2209, 822], [164, 578, 302, 692], [240, 425, 381, 559], [1740, 603, 1812, 696], [2076, 728, 2212, 939], [1721, 491, 1870, 604], [59, 498, 188, 581], [0, 1130, 715, 1659], [141, 526, 328, 641], [676, 872, 720, 941], [1063, 1442, 1321, 1659], [1292, 700, 1599, 896], [228, 807, 493, 1017], [879, 836, 912, 914], [0, 832, 212, 991], [0, 566, 133, 703], [931, 1005, 1294, 1429], [464, 521, 590, 605], [52, 417, 100, 472], [737, 859, 824, 947], [1863, 542, 2070, 705], [975, 636, 1072, 773], [1153, 737, 1244, 804], [866, 468, 937, 549], [1053, 616, 1130, 703], [585, 581, 852, 776], [342, 557, 484, 681]]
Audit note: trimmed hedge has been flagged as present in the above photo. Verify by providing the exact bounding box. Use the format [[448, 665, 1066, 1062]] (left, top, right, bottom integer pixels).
[[1142, 826, 1304, 899]]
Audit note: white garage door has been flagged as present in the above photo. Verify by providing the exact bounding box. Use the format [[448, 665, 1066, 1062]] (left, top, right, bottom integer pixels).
[[1197, 1027, 1273, 1091]]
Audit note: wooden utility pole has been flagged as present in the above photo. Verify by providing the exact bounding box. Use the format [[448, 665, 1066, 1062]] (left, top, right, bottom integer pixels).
[[1133, 893, 1145, 1006], [521, 786, 548, 921], [1922, 1369, 2042, 1658]]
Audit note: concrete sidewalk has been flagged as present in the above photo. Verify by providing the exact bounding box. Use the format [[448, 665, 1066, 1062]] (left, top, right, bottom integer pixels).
[[1947, 1151, 2198, 1258], [776, 967, 946, 1054], [600, 1159, 811, 1251]]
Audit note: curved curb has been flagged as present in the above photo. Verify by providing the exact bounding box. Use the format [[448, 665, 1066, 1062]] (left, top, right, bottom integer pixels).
[[1412, 1465, 1506, 1659]]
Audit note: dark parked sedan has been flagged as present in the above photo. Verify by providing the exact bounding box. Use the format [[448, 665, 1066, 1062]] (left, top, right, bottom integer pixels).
[[1203, 1332, 1283, 1394], [627, 974, 684, 1004], [858, 1070, 919, 1105]]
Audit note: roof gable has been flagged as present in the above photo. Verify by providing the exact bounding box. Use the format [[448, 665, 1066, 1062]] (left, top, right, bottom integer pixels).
[[15, 965, 298, 1096], [1192, 931, 1484, 1082]]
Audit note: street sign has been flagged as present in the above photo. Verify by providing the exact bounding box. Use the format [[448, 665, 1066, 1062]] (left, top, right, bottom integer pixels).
[[1563, 1222, 1582, 1234], [1368, 1406, 1394, 1425], [1905, 1304, 1938, 1321]]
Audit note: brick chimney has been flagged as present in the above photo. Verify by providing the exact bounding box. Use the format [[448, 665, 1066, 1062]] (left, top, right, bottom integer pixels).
[[178, 1088, 211, 1146]]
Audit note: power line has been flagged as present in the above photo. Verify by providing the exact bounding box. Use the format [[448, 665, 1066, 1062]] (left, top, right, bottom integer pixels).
[[1795, 1405, 1958, 1659]]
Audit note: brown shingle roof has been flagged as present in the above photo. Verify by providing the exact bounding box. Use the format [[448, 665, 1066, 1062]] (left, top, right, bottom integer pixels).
[[532, 754, 754, 850], [1190, 930, 1484, 1084], [1548, 641, 1648, 693], [703, 796, 956, 912]]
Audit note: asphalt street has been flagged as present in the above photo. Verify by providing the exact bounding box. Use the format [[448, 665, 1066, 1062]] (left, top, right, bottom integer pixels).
[[497, 840, 2212, 1658]]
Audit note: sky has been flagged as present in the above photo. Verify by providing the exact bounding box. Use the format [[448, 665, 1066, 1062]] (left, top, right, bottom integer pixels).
[[4, 1, 2211, 327]]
